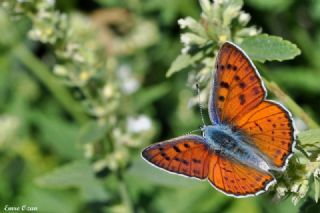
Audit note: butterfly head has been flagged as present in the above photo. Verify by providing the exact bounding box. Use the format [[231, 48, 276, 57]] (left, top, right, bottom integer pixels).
[[202, 125, 214, 139], [202, 124, 234, 141]]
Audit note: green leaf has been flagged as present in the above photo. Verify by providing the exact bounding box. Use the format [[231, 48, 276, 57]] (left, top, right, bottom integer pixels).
[[298, 129, 320, 145], [19, 185, 78, 213], [30, 111, 82, 159], [245, 0, 294, 12], [240, 34, 301, 62], [133, 83, 170, 110], [78, 121, 109, 145], [36, 160, 109, 201], [166, 54, 193, 77], [36, 161, 93, 187], [166, 50, 209, 77]]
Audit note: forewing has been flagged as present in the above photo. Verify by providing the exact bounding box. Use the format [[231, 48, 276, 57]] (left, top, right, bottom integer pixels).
[[209, 42, 266, 124], [142, 135, 211, 179]]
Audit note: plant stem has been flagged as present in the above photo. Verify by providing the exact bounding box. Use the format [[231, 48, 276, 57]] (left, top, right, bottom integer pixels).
[[13, 44, 88, 124], [263, 78, 319, 129], [117, 170, 134, 213]]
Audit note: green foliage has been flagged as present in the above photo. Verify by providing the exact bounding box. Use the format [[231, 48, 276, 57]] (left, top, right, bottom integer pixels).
[[270, 67, 320, 94], [240, 34, 301, 62], [299, 129, 320, 146], [245, 0, 294, 12], [166, 51, 208, 77], [36, 160, 108, 201], [0, 0, 319, 212]]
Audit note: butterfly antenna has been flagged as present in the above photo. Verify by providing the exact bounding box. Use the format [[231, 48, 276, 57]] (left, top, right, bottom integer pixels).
[[186, 128, 202, 135], [196, 83, 206, 127]]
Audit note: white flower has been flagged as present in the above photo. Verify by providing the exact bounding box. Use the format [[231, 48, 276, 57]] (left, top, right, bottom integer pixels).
[[291, 180, 309, 205], [181, 46, 190, 54], [239, 12, 250, 25], [117, 65, 140, 94], [291, 182, 300, 193], [83, 144, 94, 159], [275, 183, 288, 198], [127, 115, 152, 133], [46, 0, 56, 6], [180, 34, 191, 45], [199, 0, 212, 15], [53, 65, 67, 76], [178, 18, 189, 29]]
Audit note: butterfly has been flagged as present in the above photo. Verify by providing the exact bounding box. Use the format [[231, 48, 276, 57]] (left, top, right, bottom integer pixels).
[[141, 41, 296, 197]]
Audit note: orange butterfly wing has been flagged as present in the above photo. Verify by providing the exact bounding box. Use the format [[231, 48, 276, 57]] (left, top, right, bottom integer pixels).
[[236, 101, 295, 168], [209, 42, 266, 123], [142, 135, 211, 179], [210, 42, 295, 169], [142, 135, 275, 197], [208, 155, 275, 197]]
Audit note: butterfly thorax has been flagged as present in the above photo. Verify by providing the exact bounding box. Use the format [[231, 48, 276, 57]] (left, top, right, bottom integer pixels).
[[203, 124, 271, 172]]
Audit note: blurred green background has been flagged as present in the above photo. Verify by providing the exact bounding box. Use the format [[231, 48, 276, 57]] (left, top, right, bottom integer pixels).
[[0, 0, 320, 213]]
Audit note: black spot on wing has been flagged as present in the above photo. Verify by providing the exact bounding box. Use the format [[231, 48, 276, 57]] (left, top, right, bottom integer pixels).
[[173, 145, 181, 153], [239, 94, 246, 105]]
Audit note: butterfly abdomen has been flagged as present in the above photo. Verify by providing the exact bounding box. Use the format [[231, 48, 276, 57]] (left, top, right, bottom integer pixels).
[[203, 125, 270, 172]]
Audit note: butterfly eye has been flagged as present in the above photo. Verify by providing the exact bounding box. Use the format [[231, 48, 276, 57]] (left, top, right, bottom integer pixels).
[[203, 127, 213, 139], [202, 128, 209, 138]]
